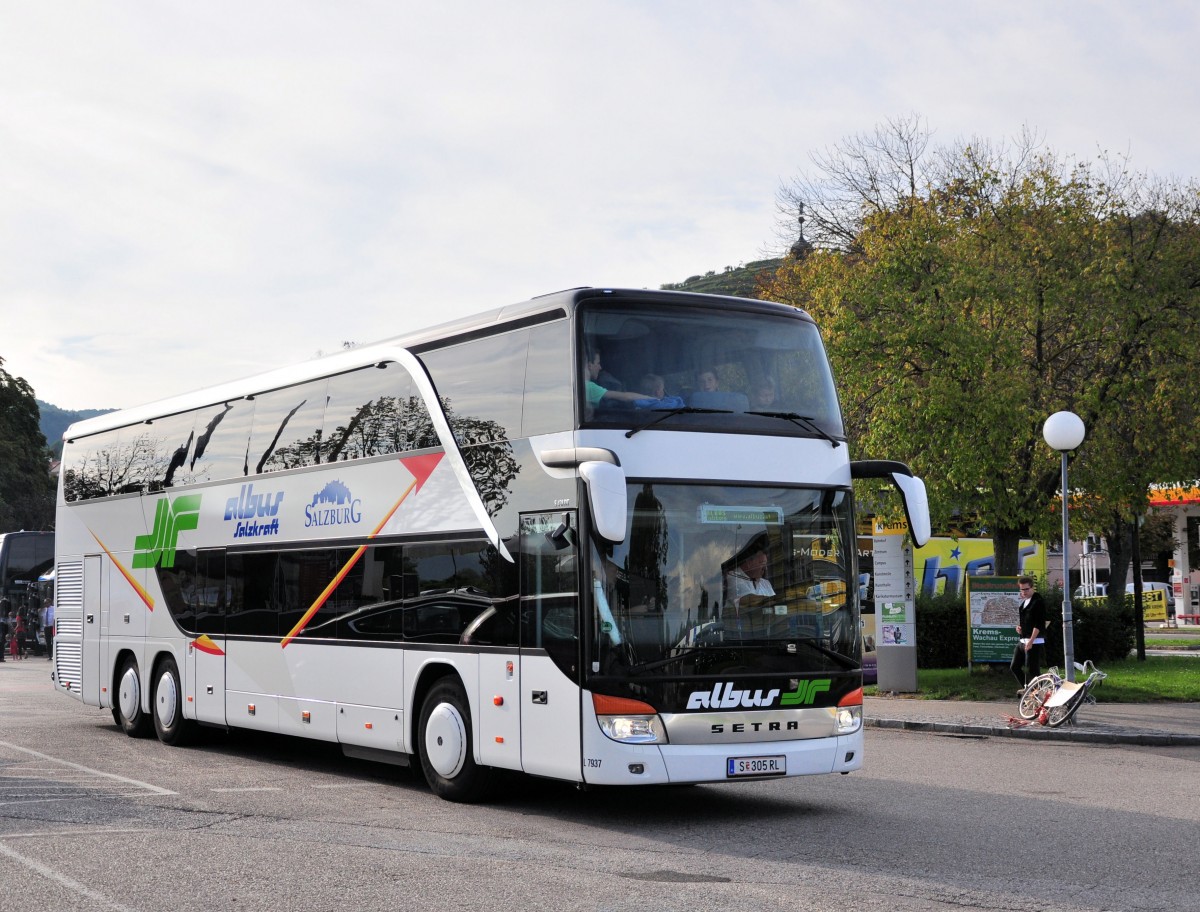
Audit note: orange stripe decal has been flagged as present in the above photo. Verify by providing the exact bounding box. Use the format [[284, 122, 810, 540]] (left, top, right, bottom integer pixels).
[[90, 530, 156, 611], [192, 635, 225, 656], [280, 453, 444, 648]]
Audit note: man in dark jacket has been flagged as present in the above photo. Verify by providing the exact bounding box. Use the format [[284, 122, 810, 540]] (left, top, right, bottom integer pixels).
[[1010, 576, 1047, 690]]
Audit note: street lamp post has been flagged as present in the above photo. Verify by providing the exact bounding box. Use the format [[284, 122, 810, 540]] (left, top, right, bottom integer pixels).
[[1043, 411, 1086, 682]]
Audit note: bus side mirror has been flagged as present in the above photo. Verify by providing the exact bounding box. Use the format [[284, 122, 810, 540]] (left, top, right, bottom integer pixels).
[[850, 460, 932, 548], [579, 461, 627, 544]]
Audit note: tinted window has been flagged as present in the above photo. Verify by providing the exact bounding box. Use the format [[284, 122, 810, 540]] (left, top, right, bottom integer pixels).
[[249, 380, 329, 474], [330, 544, 410, 641], [421, 330, 528, 442], [322, 363, 436, 461], [144, 411, 200, 491], [191, 400, 256, 482], [522, 320, 573, 437], [63, 426, 158, 499], [225, 551, 277, 636], [520, 513, 579, 680], [276, 548, 339, 640], [581, 303, 845, 438]]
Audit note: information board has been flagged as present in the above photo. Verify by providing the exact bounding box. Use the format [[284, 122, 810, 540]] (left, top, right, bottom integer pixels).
[[966, 576, 1021, 663]]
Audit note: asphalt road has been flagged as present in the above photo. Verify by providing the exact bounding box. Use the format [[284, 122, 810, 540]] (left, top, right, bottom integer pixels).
[[3, 659, 1198, 912]]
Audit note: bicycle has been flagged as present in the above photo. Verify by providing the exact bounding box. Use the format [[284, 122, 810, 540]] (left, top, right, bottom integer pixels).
[[1015, 661, 1107, 728]]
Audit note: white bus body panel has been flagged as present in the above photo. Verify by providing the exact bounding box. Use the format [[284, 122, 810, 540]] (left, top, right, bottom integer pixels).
[[186, 642, 227, 725], [519, 653, 582, 780], [577, 430, 849, 490], [475, 652, 521, 769]]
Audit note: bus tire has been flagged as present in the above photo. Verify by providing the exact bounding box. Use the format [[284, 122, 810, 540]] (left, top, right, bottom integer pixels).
[[418, 677, 493, 803], [116, 656, 152, 738], [152, 656, 194, 746]]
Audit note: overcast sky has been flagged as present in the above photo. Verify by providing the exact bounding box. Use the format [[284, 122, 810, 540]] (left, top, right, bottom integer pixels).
[[3, 1, 1197, 413]]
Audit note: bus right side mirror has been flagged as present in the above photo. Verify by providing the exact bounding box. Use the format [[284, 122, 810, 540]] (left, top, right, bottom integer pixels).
[[579, 461, 628, 545], [850, 460, 932, 548]]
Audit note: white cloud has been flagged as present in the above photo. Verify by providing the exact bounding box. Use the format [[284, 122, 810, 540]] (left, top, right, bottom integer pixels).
[[1, 1, 1197, 410]]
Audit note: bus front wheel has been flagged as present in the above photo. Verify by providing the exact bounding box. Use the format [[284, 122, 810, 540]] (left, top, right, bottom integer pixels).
[[418, 677, 492, 803], [152, 656, 194, 746], [115, 656, 152, 738]]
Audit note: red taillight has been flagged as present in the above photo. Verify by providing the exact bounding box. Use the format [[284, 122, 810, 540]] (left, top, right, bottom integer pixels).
[[838, 687, 863, 707], [592, 693, 657, 715]]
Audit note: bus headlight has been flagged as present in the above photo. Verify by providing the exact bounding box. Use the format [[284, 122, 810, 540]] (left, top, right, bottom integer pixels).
[[835, 686, 863, 734], [835, 706, 862, 735], [592, 693, 668, 744], [598, 715, 666, 744]]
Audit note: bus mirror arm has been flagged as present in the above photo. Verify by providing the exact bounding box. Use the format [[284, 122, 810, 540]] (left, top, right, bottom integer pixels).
[[850, 460, 932, 548], [579, 461, 628, 544]]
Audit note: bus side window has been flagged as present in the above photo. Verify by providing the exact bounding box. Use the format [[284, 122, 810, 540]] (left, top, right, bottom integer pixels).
[[523, 321, 573, 437]]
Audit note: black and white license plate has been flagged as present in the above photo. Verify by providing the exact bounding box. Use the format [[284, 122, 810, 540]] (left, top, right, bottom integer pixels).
[[726, 755, 786, 778]]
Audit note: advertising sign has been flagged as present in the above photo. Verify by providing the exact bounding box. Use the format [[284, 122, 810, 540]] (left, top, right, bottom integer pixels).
[[966, 576, 1022, 664], [1141, 588, 1168, 623]]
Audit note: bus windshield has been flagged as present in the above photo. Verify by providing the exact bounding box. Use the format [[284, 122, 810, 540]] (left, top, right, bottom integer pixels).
[[580, 301, 844, 439], [588, 483, 859, 682]]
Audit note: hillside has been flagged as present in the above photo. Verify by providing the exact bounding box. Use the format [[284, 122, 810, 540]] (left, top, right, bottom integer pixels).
[[660, 258, 783, 298], [37, 400, 114, 454]]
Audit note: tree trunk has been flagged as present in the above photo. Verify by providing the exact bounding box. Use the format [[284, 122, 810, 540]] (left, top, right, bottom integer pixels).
[[1105, 518, 1131, 612], [992, 528, 1023, 577]]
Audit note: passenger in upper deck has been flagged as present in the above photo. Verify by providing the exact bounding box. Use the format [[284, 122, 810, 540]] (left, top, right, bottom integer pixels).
[[750, 378, 777, 409], [639, 373, 666, 400], [584, 347, 654, 408]]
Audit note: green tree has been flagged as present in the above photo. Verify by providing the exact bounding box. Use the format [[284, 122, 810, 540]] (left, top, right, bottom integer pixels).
[[768, 118, 1200, 574], [0, 357, 55, 530]]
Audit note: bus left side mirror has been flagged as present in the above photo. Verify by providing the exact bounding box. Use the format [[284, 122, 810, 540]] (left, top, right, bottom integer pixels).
[[579, 461, 627, 544], [850, 460, 932, 548]]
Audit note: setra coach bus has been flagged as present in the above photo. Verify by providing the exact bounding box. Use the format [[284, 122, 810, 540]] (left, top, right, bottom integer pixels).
[[52, 287, 929, 801]]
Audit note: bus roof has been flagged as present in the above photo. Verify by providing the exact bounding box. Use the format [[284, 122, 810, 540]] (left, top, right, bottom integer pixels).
[[64, 288, 808, 441]]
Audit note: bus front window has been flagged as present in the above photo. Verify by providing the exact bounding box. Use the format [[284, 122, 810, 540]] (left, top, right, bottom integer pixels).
[[588, 483, 859, 681]]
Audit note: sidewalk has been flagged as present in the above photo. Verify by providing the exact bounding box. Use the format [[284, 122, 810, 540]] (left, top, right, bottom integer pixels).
[[866, 695, 1200, 745]]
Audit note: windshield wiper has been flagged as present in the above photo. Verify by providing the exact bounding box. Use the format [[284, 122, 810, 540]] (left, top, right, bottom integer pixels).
[[624, 406, 732, 438], [746, 411, 841, 448]]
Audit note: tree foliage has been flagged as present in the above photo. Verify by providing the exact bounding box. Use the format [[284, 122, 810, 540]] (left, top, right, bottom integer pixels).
[[0, 357, 55, 530], [768, 117, 1200, 573]]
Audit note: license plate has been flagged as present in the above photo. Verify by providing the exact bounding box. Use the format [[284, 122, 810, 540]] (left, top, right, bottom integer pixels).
[[727, 755, 786, 778]]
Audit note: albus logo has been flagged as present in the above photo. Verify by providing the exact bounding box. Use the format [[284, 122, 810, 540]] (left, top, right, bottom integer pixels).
[[305, 480, 363, 528], [224, 484, 284, 538]]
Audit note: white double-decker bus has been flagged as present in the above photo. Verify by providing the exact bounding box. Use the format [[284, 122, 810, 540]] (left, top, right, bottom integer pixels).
[[52, 288, 929, 801]]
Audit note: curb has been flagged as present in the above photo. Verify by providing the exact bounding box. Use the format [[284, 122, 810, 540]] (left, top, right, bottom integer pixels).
[[865, 717, 1200, 746]]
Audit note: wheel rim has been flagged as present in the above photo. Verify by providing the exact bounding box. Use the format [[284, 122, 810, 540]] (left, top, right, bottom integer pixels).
[[155, 670, 178, 730], [424, 701, 467, 779], [118, 666, 140, 720]]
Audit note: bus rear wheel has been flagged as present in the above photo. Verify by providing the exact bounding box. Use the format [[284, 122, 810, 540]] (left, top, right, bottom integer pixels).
[[152, 656, 195, 746], [115, 656, 152, 738], [418, 677, 493, 803]]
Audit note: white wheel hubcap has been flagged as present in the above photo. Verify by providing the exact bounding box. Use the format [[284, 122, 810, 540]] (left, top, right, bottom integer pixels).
[[118, 667, 140, 720], [155, 671, 178, 729], [424, 702, 467, 778]]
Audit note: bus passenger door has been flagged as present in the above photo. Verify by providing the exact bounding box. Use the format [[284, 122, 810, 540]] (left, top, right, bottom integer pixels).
[[518, 512, 583, 781], [184, 549, 226, 725]]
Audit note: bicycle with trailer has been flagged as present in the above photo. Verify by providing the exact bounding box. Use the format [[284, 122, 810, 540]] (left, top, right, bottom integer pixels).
[[1012, 661, 1107, 728]]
